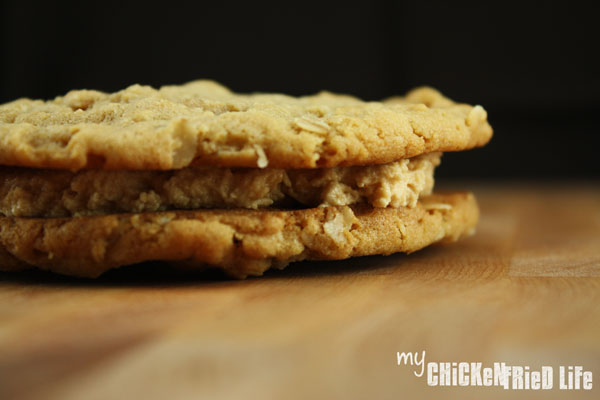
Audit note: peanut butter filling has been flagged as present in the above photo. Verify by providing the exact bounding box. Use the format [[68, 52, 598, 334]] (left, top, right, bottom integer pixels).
[[0, 153, 440, 217]]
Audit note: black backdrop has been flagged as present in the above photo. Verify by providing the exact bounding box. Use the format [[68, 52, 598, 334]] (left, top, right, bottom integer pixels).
[[1, 1, 598, 179]]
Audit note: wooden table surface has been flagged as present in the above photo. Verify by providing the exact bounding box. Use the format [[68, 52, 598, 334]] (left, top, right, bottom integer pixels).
[[1, 183, 599, 400]]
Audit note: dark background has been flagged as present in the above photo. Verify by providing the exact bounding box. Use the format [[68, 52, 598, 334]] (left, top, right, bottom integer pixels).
[[1, 1, 598, 179]]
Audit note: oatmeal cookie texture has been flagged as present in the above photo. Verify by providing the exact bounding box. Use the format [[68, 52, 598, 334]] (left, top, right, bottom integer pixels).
[[0, 81, 492, 278], [0, 81, 492, 170], [0, 153, 440, 217], [0, 193, 478, 278]]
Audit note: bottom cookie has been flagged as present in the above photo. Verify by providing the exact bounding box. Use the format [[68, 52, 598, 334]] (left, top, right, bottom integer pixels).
[[0, 192, 478, 278]]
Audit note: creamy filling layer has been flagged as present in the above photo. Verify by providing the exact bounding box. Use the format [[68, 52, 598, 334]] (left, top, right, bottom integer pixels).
[[0, 153, 440, 217]]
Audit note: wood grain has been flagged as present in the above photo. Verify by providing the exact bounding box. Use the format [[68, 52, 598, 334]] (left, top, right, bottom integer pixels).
[[1, 183, 599, 400]]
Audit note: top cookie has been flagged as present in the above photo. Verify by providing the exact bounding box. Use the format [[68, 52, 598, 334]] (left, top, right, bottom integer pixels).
[[0, 81, 492, 170]]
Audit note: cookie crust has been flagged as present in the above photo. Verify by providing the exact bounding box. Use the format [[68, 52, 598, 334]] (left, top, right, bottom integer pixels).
[[0, 81, 492, 170], [0, 192, 478, 278]]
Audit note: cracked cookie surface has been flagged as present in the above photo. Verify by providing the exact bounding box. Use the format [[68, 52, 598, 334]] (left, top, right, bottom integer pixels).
[[0, 81, 492, 170]]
